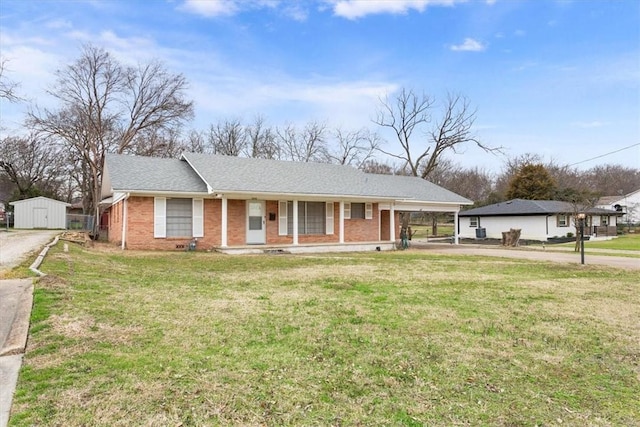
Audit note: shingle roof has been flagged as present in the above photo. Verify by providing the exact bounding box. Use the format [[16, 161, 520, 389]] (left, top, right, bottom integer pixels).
[[459, 199, 618, 217], [103, 154, 208, 193], [181, 152, 471, 203], [102, 152, 472, 205]]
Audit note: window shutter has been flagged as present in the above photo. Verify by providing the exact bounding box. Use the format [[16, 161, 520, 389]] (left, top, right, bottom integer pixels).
[[365, 203, 373, 220], [344, 202, 351, 219], [154, 197, 166, 238], [278, 201, 288, 236], [192, 198, 204, 237], [326, 202, 334, 234]]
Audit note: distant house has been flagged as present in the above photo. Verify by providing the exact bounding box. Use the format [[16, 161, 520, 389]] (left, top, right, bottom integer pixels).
[[100, 153, 472, 252], [9, 196, 70, 229], [597, 189, 640, 225], [458, 199, 620, 241]]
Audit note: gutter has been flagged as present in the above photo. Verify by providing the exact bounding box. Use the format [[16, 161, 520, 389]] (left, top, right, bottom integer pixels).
[[121, 193, 130, 250]]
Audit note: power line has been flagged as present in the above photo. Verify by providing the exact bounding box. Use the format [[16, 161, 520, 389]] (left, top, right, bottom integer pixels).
[[568, 142, 640, 167]]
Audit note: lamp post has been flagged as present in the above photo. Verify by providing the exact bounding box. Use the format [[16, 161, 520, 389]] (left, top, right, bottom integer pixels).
[[577, 213, 586, 265]]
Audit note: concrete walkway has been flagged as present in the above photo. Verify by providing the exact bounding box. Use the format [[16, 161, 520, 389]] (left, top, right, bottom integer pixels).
[[0, 230, 59, 427]]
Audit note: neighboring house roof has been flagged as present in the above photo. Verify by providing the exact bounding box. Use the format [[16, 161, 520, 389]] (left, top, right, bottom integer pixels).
[[9, 196, 71, 207], [102, 153, 472, 205], [459, 199, 618, 217], [102, 154, 208, 197], [597, 188, 640, 206]]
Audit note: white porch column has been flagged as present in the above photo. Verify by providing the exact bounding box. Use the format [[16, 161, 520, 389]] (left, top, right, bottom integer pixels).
[[221, 196, 228, 247], [292, 199, 299, 245], [339, 200, 345, 243], [454, 210, 459, 245], [390, 203, 396, 243]]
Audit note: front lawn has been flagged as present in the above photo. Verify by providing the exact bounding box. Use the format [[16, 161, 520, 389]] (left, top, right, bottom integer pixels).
[[584, 233, 640, 251], [10, 243, 640, 426]]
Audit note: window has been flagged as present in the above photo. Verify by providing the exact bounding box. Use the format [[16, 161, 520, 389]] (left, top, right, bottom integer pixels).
[[557, 214, 568, 227], [469, 217, 479, 227], [345, 202, 373, 220], [166, 198, 192, 237], [287, 201, 326, 235], [351, 203, 365, 219], [601, 216, 609, 226], [154, 198, 203, 238]]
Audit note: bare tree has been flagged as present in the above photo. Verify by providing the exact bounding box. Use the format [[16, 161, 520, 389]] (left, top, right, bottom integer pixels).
[[130, 127, 187, 158], [0, 57, 21, 103], [244, 115, 279, 159], [27, 44, 193, 221], [184, 129, 207, 153], [429, 158, 493, 203], [375, 88, 498, 179], [329, 127, 380, 168], [586, 165, 640, 196], [360, 159, 396, 175], [276, 120, 329, 162], [0, 134, 67, 200], [207, 119, 246, 156]]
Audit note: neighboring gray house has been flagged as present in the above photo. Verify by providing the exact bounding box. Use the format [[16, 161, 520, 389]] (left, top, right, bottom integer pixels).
[[101, 153, 473, 251], [9, 196, 70, 229], [458, 199, 620, 241]]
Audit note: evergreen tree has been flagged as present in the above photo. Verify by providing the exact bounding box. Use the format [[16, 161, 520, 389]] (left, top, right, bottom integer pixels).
[[506, 163, 556, 200]]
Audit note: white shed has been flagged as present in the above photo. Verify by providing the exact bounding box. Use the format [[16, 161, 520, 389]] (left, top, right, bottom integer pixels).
[[9, 196, 70, 229]]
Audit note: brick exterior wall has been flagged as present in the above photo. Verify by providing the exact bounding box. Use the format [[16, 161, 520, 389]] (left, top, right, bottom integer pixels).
[[107, 196, 392, 250], [344, 203, 379, 242], [108, 200, 124, 244]]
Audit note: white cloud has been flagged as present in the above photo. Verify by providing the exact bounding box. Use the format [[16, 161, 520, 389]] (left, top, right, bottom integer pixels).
[[450, 38, 486, 52], [179, 0, 239, 17], [330, 0, 458, 20], [188, 73, 397, 129]]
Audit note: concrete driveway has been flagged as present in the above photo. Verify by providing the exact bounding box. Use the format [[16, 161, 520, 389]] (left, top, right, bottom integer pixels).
[[0, 230, 60, 427], [0, 230, 60, 271], [411, 240, 640, 270]]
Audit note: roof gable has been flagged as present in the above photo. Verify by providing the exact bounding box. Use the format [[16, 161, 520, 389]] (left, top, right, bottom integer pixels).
[[9, 196, 71, 207], [103, 154, 208, 194]]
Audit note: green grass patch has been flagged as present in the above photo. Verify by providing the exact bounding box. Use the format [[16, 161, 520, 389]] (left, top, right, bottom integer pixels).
[[584, 233, 640, 251], [10, 243, 640, 426]]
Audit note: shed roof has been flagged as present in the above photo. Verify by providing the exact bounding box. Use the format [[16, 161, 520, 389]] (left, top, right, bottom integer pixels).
[[9, 196, 71, 207], [459, 199, 618, 217]]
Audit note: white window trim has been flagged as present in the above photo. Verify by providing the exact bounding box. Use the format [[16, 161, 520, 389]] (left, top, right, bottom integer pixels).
[[344, 202, 351, 220], [326, 202, 334, 234], [558, 214, 568, 227], [192, 198, 204, 237], [154, 197, 167, 238], [365, 203, 373, 220], [469, 217, 478, 228]]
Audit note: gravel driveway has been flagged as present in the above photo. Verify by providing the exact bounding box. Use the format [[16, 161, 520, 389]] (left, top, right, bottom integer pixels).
[[0, 230, 60, 271]]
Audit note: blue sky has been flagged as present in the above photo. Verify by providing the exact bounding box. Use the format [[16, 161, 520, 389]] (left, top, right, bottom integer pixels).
[[1, 0, 638, 173]]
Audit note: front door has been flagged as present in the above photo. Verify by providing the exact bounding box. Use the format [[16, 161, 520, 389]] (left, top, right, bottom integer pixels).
[[246, 200, 266, 244]]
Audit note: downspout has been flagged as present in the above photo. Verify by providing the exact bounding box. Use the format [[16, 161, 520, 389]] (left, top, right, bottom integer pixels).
[[121, 193, 130, 250]]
